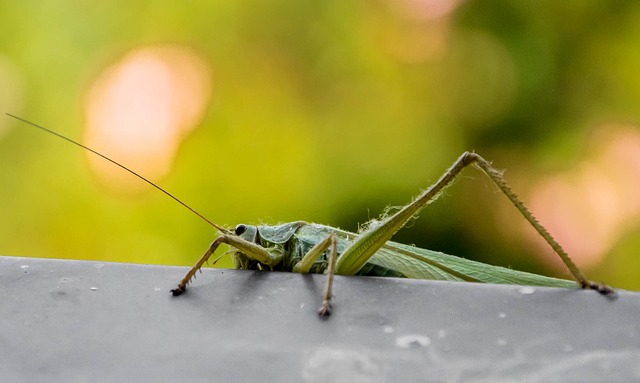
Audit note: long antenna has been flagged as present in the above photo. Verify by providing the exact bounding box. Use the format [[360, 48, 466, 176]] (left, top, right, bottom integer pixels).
[[6, 113, 229, 234]]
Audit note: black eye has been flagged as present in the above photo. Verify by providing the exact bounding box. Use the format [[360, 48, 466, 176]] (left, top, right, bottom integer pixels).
[[235, 224, 247, 235]]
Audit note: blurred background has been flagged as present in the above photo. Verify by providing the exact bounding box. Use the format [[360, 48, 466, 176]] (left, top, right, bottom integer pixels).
[[1, 1, 639, 290]]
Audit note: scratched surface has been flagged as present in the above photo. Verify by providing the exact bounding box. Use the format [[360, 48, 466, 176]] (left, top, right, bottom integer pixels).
[[1, 256, 639, 383]]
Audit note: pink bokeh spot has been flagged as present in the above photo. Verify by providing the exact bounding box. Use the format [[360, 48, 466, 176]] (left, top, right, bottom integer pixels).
[[528, 125, 640, 268], [84, 45, 212, 192], [391, 0, 465, 21]]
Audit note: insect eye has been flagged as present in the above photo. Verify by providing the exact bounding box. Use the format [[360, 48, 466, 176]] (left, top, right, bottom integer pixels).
[[234, 224, 247, 235]]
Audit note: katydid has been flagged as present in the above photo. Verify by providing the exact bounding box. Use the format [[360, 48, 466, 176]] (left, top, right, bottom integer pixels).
[[6, 113, 615, 319]]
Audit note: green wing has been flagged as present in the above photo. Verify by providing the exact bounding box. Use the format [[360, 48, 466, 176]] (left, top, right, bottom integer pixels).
[[307, 223, 577, 289], [371, 242, 576, 288]]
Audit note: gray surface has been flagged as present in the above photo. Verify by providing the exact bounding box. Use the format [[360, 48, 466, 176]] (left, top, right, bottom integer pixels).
[[1, 256, 639, 383]]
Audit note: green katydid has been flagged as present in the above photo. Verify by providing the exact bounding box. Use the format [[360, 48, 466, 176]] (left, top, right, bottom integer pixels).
[[6, 113, 615, 318]]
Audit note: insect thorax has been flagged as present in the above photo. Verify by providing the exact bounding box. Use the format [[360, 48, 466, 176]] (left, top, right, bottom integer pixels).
[[231, 235, 330, 274]]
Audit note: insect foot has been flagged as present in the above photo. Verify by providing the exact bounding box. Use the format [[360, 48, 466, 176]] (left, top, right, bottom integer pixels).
[[171, 286, 187, 296], [586, 281, 617, 299], [318, 304, 332, 319]]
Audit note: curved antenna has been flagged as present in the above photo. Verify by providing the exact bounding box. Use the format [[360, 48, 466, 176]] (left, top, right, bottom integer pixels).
[[6, 113, 229, 235]]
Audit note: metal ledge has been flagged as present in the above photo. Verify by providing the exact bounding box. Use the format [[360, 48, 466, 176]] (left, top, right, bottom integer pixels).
[[1, 256, 639, 382]]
